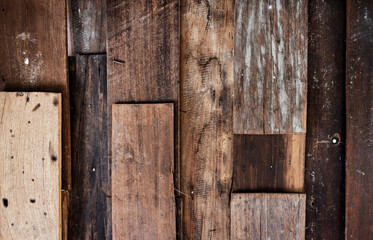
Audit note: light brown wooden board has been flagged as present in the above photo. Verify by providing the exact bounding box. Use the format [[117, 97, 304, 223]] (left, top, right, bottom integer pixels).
[[112, 104, 176, 240], [0, 0, 71, 189], [231, 193, 306, 240], [180, 0, 234, 239], [0, 92, 61, 240], [234, 0, 308, 134]]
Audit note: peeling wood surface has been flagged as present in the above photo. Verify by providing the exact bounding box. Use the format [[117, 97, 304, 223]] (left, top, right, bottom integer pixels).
[[234, 0, 308, 134], [112, 104, 176, 240], [231, 193, 306, 240], [180, 0, 234, 239], [0, 92, 61, 240]]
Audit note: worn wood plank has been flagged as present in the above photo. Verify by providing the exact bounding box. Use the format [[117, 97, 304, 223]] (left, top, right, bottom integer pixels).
[[346, 1, 373, 239], [233, 134, 305, 193], [180, 0, 234, 239], [112, 103, 176, 240], [68, 55, 109, 240], [0, 0, 71, 189], [231, 193, 306, 240], [305, 0, 346, 239], [234, 0, 307, 134], [0, 92, 61, 240]]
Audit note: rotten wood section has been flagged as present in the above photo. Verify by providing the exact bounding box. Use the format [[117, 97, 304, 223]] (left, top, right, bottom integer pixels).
[[233, 134, 305, 193], [234, 0, 308, 134], [231, 193, 306, 240], [68, 55, 109, 239], [0, 92, 61, 240], [0, 0, 71, 189], [346, 1, 373, 239], [305, 0, 346, 239], [180, 0, 234, 239], [112, 104, 176, 240]]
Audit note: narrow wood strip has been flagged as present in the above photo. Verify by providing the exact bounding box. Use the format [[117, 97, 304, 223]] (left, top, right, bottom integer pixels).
[[0, 92, 61, 240]]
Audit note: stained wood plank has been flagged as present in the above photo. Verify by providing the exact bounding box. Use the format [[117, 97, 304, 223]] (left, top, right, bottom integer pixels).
[[0, 0, 71, 189], [68, 55, 109, 240], [234, 0, 308, 134], [346, 1, 373, 239], [112, 104, 176, 240], [231, 193, 306, 240], [180, 0, 234, 239], [233, 134, 305, 193], [305, 0, 346, 239], [0, 92, 61, 240]]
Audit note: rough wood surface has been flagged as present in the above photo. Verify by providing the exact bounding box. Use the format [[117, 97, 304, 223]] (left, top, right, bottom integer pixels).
[[305, 0, 346, 239], [112, 104, 176, 240], [234, 0, 308, 134], [0, 92, 61, 240], [180, 0, 234, 239], [346, 1, 373, 239], [68, 55, 109, 240], [0, 0, 71, 189], [233, 134, 305, 193], [231, 193, 306, 240]]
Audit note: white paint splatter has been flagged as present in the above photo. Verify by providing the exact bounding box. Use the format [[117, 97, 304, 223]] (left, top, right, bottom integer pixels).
[[16, 32, 37, 43], [24, 58, 29, 65]]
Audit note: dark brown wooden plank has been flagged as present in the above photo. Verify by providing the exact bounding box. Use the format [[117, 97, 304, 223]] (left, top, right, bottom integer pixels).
[[112, 103, 176, 239], [180, 0, 234, 239], [234, 0, 307, 134], [233, 134, 305, 193], [231, 193, 306, 240], [346, 1, 373, 239], [305, 0, 346, 239], [68, 55, 109, 240]]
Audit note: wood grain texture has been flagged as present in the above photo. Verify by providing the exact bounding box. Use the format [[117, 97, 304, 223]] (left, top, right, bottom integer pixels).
[[233, 134, 305, 193], [112, 104, 176, 240], [231, 193, 306, 240], [0, 92, 61, 240], [180, 0, 234, 239], [68, 55, 109, 240], [234, 0, 308, 134], [346, 1, 373, 239], [0, 0, 71, 189], [305, 1, 346, 239]]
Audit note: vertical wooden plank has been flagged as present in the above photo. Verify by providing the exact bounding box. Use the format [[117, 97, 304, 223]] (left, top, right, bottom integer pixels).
[[233, 134, 305, 193], [305, 0, 346, 239], [234, 0, 307, 134], [0, 0, 71, 190], [68, 55, 109, 239], [346, 1, 373, 239], [0, 92, 61, 240], [112, 104, 176, 239], [231, 193, 306, 240], [180, 0, 234, 239]]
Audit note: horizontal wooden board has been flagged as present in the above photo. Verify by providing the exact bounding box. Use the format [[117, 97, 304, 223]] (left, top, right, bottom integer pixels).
[[0, 92, 61, 239]]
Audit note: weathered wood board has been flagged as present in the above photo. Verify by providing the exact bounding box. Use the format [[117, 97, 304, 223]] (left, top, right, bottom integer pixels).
[[233, 134, 305, 193], [112, 104, 176, 240], [231, 193, 306, 240], [0, 92, 61, 240], [68, 55, 109, 239], [234, 0, 308, 134], [180, 0, 234, 239], [346, 1, 373, 239], [0, 0, 71, 189]]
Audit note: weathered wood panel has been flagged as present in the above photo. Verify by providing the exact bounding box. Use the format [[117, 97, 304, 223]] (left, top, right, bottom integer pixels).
[[231, 193, 306, 240], [180, 0, 234, 239], [112, 104, 176, 240], [68, 55, 109, 240], [305, 0, 346, 239], [346, 1, 373, 239], [0, 0, 71, 189], [233, 134, 305, 193], [234, 0, 307, 134], [0, 92, 61, 240]]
